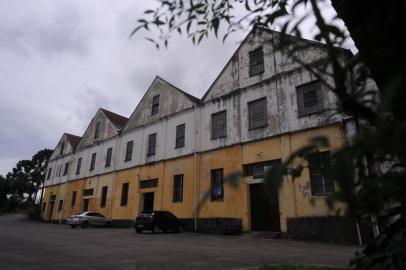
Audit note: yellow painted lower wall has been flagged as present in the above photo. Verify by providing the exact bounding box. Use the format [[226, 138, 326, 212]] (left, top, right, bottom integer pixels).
[[43, 124, 346, 232]]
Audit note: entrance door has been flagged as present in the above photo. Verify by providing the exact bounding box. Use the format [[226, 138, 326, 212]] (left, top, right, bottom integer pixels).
[[143, 192, 154, 212], [250, 183, 281, 231], [48, 195, 56, 221], [82, 199, 89, 211]]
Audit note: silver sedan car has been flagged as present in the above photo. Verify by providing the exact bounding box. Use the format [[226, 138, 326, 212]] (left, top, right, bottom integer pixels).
[[67, 212, 111, 228]]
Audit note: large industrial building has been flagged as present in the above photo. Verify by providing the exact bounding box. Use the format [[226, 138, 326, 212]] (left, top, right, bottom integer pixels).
[[42, 27, 356, 240]]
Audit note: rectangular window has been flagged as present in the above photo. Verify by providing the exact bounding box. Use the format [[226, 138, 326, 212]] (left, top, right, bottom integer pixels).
[[83, 188, 94, 197], [71, 191, 77, 207], [308, 151, 335, 195], [90, 153, 96, 171], [58, 165, 62, 177], [125, 141, 133, 162], [173, 174, 183, 202], [105, 147, 113, 167], [249, 47, 264, 77], [59, 142, 65, 156], [147, 133, 157, 156], [243, 160, 277, 179], [296, 81, 324, 117], [211, 169, 224, 201], [120, 183, 129, 206], [248, 97, 267, 129], [76, 157, 82, 175], [211, 111, 227, 139], [151, 95, 160, 115], [100, 186, 108, 208], [175, 124, 185, 148], [140, 179, 158, 189], [58, 200, 63, 211], [63, 162, 69, 176], [94, 121, 101, 139], [47, 168, 52, 180]]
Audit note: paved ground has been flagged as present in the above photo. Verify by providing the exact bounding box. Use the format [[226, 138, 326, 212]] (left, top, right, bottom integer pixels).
[[0, 214, 359, 270]]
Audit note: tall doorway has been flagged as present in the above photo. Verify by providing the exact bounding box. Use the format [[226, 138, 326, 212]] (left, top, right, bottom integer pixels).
[[82, 199, 89, 211], [249, 183, 281, 231], [143, 192, 154, 212], [48, 195, 56, 221]]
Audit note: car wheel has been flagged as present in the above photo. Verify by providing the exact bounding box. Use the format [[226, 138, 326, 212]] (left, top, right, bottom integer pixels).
[[105, 221, 111, 228], [152, 226, 159, 234], [81, 221, 89, 228], [135, 228, 143, 234], [70, 225, 77, 229], [177, 225, 184, 233]]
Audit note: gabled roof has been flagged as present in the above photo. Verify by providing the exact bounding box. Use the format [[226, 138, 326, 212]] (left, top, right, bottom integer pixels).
[[64, 133, 81, 149], [100, 108, 129, 129], [201, 25, 351, 101]]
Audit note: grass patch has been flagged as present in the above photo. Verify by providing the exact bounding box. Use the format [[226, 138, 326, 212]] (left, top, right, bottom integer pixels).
[[261, 265, 344, 270]]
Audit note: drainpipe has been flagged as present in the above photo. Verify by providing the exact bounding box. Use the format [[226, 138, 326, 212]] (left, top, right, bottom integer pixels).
[[193, 102, 198, 231], [59, 153, 74, 224], [108, 132, 122, 219]]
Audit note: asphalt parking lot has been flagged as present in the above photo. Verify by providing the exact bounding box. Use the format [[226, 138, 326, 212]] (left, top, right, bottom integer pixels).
[[0, 214, 359, 270]]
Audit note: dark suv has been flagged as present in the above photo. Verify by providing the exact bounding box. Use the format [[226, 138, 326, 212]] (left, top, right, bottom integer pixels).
[[134, 211, 184, 233]]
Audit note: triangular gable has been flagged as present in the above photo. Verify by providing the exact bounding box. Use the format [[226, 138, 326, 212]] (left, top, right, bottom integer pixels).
[[50, 133, 81, 160], [76, 108, 128, 149], [201, 26, 349, 102], [123, 76, 198, 132]]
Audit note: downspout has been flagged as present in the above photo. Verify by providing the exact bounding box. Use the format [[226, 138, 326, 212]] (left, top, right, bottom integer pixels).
[[60, 152, 74, 224], [108, 132, 122, 219], [193, 102, 198, 231]]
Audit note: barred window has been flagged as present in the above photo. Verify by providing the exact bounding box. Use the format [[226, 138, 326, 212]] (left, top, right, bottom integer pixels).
[[125, 140, 133, 162], [175, 124, 185, 148], [105, 147, 113, 167], [100, 186, 108, 208], [211, 111, 227, 139], [140, 179, 158, 189], [63, 162, 69, 176], [120, 183, 129, 206], [147, 133, 157, 156], [248, 97, 267, 129], [151, 95, 160, 115], [211, 169, 224, 201], [249, 47, 264, 77], [173, 174, 183, 202], [71, 191, 77, 207], [83, 188, 94, 197], [296, 81, 324, 117], [90, 153, 96, 171], [308, 151, 335, 195]]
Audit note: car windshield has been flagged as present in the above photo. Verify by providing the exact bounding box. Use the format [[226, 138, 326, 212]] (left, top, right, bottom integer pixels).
[[75, 212, 85, 215]]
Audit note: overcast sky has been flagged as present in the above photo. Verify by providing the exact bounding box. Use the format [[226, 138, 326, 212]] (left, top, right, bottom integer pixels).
[[0, 0, 354, 176]]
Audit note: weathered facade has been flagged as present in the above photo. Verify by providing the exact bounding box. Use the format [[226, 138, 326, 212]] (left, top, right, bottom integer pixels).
[[42, 27, 357, 241]]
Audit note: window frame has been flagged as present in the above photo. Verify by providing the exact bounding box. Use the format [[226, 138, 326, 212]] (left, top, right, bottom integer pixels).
[[175, 124, 185, 149], [125, 141, 133, 162], [151, 95, 160, 116], [63, 162, 69, 176], [94, 121, 101, 140], [173, 174, 184, 203], [248, 97, 268, 130], [211, 168, 224, 201], [100, 186, 108, 208], [249, 47, 265, 77], [90, 153, 96, 171], [120, 183, 129, 206], [105, 147, 113, 167], [296, 80, 324, 118], [308, 151, 335, 196], [147, 133, 157, 156], [211, 110, 227, 139], [76, 157, 82, 175], [47, 168, 52, 180]]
